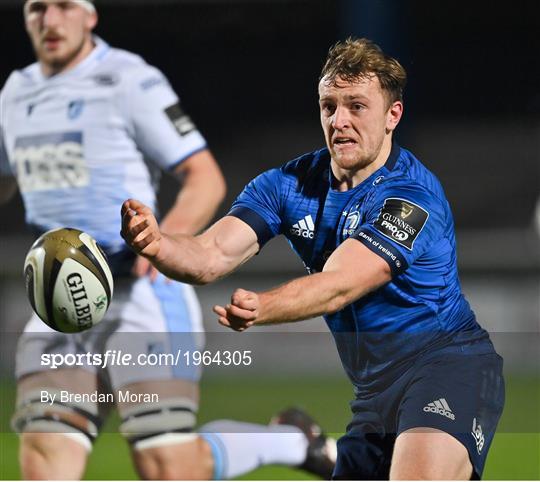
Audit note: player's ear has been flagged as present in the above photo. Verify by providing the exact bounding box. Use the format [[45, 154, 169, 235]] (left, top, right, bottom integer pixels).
[[386, 100, 403, 133], [85, 10, 98, 31]]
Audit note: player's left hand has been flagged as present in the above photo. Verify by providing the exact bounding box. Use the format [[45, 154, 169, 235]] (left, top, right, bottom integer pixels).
[[213, 289, 260, 332]]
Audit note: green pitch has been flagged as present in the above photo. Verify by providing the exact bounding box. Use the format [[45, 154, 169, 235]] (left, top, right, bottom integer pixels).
[[1, 375, 538, 480]]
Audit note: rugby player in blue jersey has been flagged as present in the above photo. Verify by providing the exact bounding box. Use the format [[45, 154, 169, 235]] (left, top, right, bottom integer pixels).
[[122, 38, 505, 479]]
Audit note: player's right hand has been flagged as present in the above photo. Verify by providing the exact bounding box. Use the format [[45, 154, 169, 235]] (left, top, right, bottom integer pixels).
[[121, 199, 162, 259]]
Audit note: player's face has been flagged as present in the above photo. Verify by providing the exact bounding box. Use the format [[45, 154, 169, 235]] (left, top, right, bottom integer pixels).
[[319, 75, 402, 173], [24, 0, 97, 74]]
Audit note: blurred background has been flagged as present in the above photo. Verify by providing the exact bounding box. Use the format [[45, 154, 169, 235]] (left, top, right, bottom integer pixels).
[[1, 0, 539, 479]]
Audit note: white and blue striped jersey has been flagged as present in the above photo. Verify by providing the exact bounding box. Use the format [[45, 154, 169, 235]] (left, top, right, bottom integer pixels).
[[0, 37, 207, 256]]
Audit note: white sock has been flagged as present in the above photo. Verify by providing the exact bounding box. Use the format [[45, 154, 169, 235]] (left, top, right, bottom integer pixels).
[[199, 420, 308, 479]]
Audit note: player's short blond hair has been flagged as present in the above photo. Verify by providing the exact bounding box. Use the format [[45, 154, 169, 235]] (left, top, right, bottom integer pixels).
[[320, 38, 407, 106]]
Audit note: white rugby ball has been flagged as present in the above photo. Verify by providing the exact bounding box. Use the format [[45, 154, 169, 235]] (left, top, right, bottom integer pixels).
[[23, 228, 114, 333]]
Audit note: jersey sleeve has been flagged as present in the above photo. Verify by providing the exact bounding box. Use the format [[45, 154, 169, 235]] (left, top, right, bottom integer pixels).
[[351, 184, 448, 276], [123, 64, 207, 171], [227, 168, 283, 247]]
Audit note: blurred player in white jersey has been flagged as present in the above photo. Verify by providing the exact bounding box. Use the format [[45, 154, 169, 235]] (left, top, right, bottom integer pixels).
[[0, 0, 335, 479]]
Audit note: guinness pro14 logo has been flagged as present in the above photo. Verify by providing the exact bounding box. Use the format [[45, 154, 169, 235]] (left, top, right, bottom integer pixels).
[[374, 198, 429, 250]]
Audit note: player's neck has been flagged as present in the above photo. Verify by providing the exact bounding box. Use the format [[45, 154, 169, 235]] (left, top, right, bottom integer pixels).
[[331, 136, 392, 191], [40, 37, 96, 77]]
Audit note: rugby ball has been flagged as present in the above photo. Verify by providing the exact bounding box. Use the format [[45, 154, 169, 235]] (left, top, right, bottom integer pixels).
[[23, 228, 114, 333]]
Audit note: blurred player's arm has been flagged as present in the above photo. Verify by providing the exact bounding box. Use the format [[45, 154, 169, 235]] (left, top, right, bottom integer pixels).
[[214, 238, 391, 331], [122, 199, 259, 285], [160, 149, 226, 236]]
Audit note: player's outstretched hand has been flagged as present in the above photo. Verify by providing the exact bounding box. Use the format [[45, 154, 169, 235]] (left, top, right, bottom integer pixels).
[[121, 199, 162, 259], [213, 288, 260, 332]]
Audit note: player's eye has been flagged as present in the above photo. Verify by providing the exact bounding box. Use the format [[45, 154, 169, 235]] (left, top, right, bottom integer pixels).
[[321, 103, 336, 115], [27, 2, 47, 14], [351, 103, 365, 111]]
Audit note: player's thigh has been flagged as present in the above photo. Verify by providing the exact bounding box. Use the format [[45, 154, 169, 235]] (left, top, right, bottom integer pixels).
[[14, 316, 110, 449], [109, 277, 206, 476], [17, 365, 100, 394], [15, 368, 107, 434], [390, 427, 472, 480], [108, 276, 204, 448], [106, 277, 205, 390], [396, 352, 504, 479]]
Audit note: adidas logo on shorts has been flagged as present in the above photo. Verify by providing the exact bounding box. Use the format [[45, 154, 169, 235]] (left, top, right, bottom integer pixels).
[[290, 215, 315, 239], [423, 398, 455, 420]]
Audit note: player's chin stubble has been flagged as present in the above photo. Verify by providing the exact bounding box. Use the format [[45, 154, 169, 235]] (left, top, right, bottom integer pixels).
[[38, 35, 86, 72]]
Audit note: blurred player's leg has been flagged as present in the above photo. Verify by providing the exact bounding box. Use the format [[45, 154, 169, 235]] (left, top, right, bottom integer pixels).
[[133, 435, 214, 480], [119, 380, 312, 480], [199, 420, 314, 480], [107, 278, 330, 480], [111, 279, 212, 479], [13, 368, 105, 480], [390, 428, 472, 480]]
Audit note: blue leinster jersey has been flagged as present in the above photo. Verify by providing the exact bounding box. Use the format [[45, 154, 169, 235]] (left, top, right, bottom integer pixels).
[[229, 144, 495, 392]]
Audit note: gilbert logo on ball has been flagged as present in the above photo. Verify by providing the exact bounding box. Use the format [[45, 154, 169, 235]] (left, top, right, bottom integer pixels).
[[24, 228, 114, 333]]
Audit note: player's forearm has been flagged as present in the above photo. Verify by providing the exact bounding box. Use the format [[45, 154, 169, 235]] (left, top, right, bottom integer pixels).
[[254, 271, 358, 325], [151, 232, 217, 285]]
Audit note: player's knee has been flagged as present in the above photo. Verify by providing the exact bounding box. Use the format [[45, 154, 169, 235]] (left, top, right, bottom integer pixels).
[[133, 437, 213, 480], [20, 433, 49, 480], [13, 389, 96, 479], [20, 432, 88, 480]]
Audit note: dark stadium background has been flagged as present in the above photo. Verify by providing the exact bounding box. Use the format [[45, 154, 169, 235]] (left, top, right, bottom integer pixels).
[[0, 0, 538, 479]]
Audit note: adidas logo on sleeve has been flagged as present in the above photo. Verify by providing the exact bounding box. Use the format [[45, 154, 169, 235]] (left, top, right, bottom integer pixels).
[[290, 215, 315, 239], [423, 398, 455, 420]]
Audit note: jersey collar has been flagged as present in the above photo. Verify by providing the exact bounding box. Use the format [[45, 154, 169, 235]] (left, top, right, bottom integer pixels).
[[384, 141, 401, 171]]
